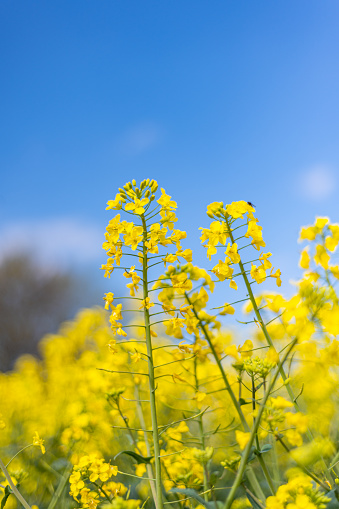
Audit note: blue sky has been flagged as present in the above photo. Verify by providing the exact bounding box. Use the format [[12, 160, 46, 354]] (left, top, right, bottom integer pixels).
[[1, 0, 339, 308]]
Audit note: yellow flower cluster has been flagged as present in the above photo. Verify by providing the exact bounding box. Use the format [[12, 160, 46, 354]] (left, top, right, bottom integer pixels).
[[266, 473, 331, 509], [2, 181, 339, 509], [70, 454, 119, 508], [201, 200, 281, 289]]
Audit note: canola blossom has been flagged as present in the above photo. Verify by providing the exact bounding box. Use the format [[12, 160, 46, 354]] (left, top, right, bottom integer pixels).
[[0, 180, 339, 509]]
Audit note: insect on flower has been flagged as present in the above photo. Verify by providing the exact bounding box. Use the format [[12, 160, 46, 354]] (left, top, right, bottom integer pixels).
[[247, 201, 256, 208]]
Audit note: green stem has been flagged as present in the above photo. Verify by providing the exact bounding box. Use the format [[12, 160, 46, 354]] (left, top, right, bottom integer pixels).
[[134, 384, 159, 506], [0, 457, 32, 509], [251, 376, 275, 495], [185, 293, 248, 432], [277, 437, 330, 492], [185, 292, 265, 502], [194, 356, 209, 501], [141, 215, 164, 509], [224, 339, 298, 509], [224, 217, 301, 412]]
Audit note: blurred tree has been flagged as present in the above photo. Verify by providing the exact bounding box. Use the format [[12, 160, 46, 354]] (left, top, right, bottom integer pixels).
[[0, 254, 91, 371]]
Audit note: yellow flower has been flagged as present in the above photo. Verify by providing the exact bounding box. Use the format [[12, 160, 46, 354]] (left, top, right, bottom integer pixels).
[[106, 193, 125, 210], [271, 268, 282, 287], [299, 249, 310, 269], [226, 201, 254, 219], [33, 431, 45, 454], [314, 244, 330, 269], [157, 188, 177, 211], [225, 242, 240, 264], [139, 297, 154, 310], [130, 351, 142, 363], [250, 263, 266, 284], [103, 292, 114, 310], [212, 259, 234, 281], [235, 430, 250, 450], [220, 303, 235, 315], [125, 197, 149, 215]]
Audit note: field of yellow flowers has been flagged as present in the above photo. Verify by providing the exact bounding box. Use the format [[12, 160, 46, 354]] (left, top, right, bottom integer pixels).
[[1, 179, 339, 509]]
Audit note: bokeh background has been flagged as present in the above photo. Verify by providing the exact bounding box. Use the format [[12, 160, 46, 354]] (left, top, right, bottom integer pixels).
[[1, 0, 339, 368]]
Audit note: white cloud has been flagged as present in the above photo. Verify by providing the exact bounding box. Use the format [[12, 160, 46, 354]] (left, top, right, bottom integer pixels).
[[118, 122, 163, 155], [0, 218, 103, 268], [298, 165, 337, 200]]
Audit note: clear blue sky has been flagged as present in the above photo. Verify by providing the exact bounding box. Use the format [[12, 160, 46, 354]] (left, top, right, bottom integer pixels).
[[1, 0, 339, 307]]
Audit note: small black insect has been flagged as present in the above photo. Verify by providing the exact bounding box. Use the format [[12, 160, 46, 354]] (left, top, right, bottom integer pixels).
[[247, 201, 256, 208]]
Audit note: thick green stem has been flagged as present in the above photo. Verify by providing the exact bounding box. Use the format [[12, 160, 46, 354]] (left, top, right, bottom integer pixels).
[[134, 385, 159, 506], [251, 376, 276, 495], [141, 216, 164, 509], [0, 457, 32, 509], [194, 357, 209, 501]]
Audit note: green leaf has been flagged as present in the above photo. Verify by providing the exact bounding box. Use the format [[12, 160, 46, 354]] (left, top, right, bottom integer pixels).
[[1, 486, 12, 509], [209, 470, 222, 485], [326, 490, 339, 508], [168, 488, 215, 509], [114, 450, 153, 464], [259, 444, 272, 454], [239, 398, 250, 406]]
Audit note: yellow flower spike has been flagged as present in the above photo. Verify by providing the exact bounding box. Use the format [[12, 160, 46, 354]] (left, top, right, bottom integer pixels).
[[299, 249, 310, 269], [235, 430, 251, 450], [33, 431, 45, 454]]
